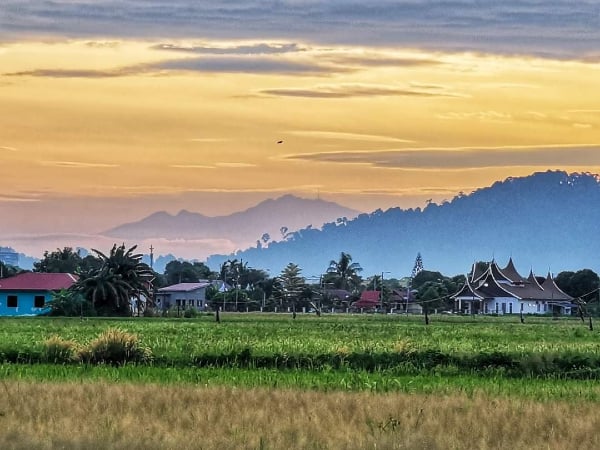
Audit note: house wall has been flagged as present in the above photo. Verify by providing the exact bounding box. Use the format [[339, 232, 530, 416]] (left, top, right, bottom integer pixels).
[[485, 298, 551, 315], [157, 288, 207, 311], [456, 296, 552, 315], [0, 290, 51, 316]]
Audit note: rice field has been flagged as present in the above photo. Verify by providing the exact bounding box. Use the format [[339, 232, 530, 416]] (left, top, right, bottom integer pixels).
[[1, 314, 600, 448]]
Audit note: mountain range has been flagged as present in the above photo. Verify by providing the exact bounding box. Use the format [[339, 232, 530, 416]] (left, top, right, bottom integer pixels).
[[103, 193, 359, 252], [207, 171, 600, 278]]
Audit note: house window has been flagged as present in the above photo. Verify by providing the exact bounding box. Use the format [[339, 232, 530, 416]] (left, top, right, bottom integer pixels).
[[509, 303, 513, 314], [7, 295, 17, 308], [34, 295, 45, 308]]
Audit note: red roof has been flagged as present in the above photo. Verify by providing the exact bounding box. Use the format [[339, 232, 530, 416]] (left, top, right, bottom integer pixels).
[[353, 290, 381, 308], [0, 272, 78, 291], [359, 291, 380, 302]]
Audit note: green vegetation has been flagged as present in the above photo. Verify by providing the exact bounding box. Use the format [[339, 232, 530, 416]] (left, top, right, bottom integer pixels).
[[1, 314, 600, 401]]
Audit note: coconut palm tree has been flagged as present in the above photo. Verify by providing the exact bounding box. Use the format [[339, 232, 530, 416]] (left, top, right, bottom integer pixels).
[[72, 244, 153, 315], [327, 252, 363, 291]]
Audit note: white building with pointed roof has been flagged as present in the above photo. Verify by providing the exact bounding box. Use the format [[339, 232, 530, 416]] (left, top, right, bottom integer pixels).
[[452, 258, 574, 315]]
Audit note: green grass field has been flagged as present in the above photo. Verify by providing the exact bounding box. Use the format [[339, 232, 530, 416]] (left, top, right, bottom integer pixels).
[[1, 313, 600, 400], [2, 314, 600, 449]]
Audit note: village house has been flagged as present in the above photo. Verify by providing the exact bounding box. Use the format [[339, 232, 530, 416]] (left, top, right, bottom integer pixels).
[[156, 280, 227, 312], [0, 272, 78, 316], [452, 258, 574, 315]]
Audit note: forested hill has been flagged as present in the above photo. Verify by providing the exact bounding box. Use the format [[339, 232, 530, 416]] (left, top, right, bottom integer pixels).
[[207, 171, 600, 277]]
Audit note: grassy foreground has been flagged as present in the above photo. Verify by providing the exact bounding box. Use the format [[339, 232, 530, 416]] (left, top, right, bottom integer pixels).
[[1, 314, 600, 448], [0, 381, 599, 450]]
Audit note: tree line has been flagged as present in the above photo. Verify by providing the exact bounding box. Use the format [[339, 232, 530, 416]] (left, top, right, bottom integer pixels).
[[0, 246, 598, 317]]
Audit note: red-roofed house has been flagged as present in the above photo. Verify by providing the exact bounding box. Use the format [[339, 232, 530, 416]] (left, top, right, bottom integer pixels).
[[352, 290, 381, 309], [0, 272, 78, 316]]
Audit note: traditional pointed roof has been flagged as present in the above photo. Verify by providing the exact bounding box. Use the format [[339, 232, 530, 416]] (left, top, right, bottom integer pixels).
[[452, 276, 484, 300], [489, 261, 512, 283], [470, 262, 486, 283], [540, 273, 572, 301], [501, 258, 527, 283], [475, 268, 519, 299], [527, 270, 544, 290]]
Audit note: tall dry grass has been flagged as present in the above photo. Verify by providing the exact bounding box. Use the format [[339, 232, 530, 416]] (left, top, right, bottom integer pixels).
[[0, 380, 598, 449]]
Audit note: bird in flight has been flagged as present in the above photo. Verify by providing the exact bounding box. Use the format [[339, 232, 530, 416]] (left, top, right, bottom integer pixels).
[[276, 140, 284, 144]]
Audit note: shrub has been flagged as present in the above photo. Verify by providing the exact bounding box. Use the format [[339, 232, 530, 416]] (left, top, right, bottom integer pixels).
[[80, 328, 152, 366], [183, 308, 200, 318], [42, 335, 81, 363]]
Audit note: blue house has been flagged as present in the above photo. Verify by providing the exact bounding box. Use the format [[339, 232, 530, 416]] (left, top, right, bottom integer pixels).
[[0, 272, 78, 316]]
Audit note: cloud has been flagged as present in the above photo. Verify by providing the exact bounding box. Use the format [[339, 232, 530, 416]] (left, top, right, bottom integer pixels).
[[188, 138, 232, 143], [285, 145, 600, 170], [1, 1, 599, 59], [215, 162, 257, 168], [287, 131, 414, 143], [4, 68, 142, 78], [170, 164, 215, 169], [260, 83, 463, 98], [0, 194, 40, 203], [40, 161, 119, 168], [153, 56, 343, 75], [154, 42, 305, 55], [319, 53, 442, 68]]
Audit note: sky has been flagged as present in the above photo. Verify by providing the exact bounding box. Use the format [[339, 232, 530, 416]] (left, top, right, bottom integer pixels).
[[1, 1, 600, 259]]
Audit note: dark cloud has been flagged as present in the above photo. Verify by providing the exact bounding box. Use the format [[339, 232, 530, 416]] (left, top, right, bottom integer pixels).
[[287, 146, 600, 169], [155, 56, 343, 75], [261, 84, 461, 98], [154, 42, 305, 55], [1, 1, 599, 58], [3, 68, 138, 78]]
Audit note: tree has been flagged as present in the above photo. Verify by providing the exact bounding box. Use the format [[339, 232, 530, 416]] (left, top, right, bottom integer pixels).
[[0, 262, 20, 279], [71, 244, 154, 316], [33, 247, 83, 273], [48, 289, 95, 317], [164, 260, 214, 285], [274, 263, 307, 315], [413, 270, 459, 316], [556, 269, 600, 317], [412, 253, 424, 277], [327, 252, 363, 291]]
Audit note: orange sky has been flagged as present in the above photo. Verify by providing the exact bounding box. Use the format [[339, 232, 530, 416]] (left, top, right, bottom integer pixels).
[[1, 34, 600, 258], [2, 40, 600, 210]]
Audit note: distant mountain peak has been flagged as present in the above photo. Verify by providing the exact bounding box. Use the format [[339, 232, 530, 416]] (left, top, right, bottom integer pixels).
[[102, 194, 359, 246], [208, 170, 600, 277]]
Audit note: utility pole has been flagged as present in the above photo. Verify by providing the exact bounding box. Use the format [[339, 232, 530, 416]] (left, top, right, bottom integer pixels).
[[149, 245, 154, 271]]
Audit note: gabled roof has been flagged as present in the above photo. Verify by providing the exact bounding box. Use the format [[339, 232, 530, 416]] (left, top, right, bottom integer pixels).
[[470, 262, 487, 283], [489, 261, 511, 283], [359, 290, 380, 302], [476, 269, 518, 298], [157, 282, 211, 293], [501, 258, 527, 283], [452, 277, 484, 300], [527, 270, 544, 290], [540, 273, 572, 301], [453, 259, 574, 303], [0, 272, 78, 291]]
